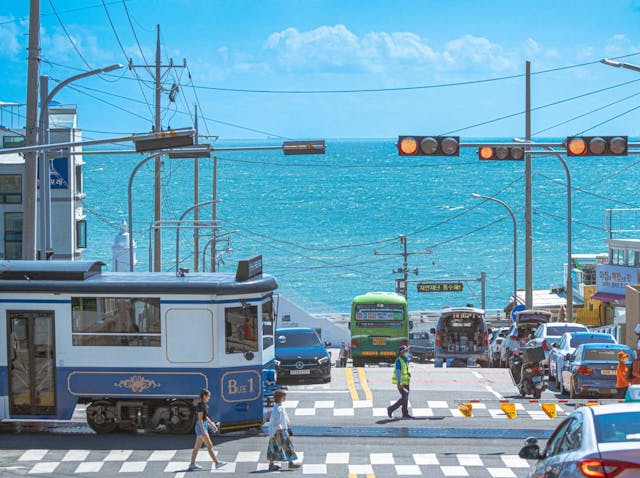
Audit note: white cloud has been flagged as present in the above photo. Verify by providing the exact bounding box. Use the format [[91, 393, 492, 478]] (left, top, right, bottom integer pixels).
[[263, 25, 519, 74], [604, 34, 640, 57], [0, 17, 24, 59]]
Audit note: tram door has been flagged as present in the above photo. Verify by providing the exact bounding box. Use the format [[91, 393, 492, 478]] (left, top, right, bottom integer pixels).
[[7, 311, 56, 415]]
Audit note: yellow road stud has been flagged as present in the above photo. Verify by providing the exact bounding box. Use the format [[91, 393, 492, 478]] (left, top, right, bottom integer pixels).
[[541, 403, 556, 419], [500, 402, 517, 419]]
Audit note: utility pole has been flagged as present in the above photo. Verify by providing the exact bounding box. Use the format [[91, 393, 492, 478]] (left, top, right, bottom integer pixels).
[[23, 0, 40, 260], [374, 235, 432, 299], [525, 61, 533, 309], [129, 25, 186, 271], [193, 103, 199, 271]]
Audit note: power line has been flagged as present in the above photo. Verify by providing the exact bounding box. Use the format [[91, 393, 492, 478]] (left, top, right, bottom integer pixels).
[[122, 0, 150, 67], [576, 102, 640, 135], [47, 0, 93, 69]]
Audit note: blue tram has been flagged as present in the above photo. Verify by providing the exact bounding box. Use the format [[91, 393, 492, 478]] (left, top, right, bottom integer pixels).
[[0, 256, 276, 433]]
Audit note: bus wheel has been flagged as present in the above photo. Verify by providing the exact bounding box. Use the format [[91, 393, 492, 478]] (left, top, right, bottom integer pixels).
[[166, 400, 196, 434], [86, 400, 118, 434]]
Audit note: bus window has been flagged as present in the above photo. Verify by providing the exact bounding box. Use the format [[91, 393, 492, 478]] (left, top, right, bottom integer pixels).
[[225, 305, 259, 354]]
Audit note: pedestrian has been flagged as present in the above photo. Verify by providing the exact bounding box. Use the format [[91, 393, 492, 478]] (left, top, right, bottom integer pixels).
[[267, 389, 300, 471], [387, 345, 412, 419], [338, 341, 349, 367], [188, 389, 226, 471], [630, 349, 640, 386], [616, 351, 630, 399]]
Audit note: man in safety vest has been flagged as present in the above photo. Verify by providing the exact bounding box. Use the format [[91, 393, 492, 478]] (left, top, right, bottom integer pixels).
[[387, 345, 412, 419]]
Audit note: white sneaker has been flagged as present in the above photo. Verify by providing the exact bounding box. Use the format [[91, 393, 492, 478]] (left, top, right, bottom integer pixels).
[[215, 462, 227, 468], [188, 463, 203, 471]]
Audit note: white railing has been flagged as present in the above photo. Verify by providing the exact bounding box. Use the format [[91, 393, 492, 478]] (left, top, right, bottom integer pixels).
[[590, 324, 621, 343]]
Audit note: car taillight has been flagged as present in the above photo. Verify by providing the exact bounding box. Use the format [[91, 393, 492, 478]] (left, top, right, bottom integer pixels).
[[483, 330, 489, 347], [542, 339, 550, 351], [577, 365, 593, 375], [435, 332, 440, 347], [401, 339, 408, 346], [579, 458, 634, 477], [496, 338, 503, 344], [351, 339, 358, 349], [510, 335, 517, 340], [531, 366, 541, 372]]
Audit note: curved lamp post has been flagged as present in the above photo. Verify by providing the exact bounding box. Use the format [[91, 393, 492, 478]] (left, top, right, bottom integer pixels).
[[38, 64, 123, 258], [471, 193, 518, 306]]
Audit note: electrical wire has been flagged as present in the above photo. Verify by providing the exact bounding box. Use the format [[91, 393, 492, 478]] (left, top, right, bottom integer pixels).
[[0, 0, 129, 26], [47, 0, 93, 70], [122, 0, 150, 67], [576, 102, 640, 136]]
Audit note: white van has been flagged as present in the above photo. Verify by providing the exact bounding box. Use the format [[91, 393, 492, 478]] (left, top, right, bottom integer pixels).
[[433, 306, 489, 368]]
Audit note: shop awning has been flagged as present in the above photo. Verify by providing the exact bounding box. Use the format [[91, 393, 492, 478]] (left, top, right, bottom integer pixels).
[[591, 291, 625, 303]]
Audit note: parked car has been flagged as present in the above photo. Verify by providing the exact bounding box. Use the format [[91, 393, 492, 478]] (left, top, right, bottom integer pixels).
[[499, 310, 552, 368], [519, 402, 640, 477], [409, 330, 434, 362], [433, 306, 489, 368], [488, 326, 509, 368], [559, 343, 635, 398], [528, 322, 589, 372], [274, 328, 331, 383], [548, 332, 616, 385]]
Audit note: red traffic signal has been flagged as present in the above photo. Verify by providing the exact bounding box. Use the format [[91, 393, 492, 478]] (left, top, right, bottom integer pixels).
[[398, 136, 459, 156], [566, 136, 627, 156], [478, 145, 525, 161]]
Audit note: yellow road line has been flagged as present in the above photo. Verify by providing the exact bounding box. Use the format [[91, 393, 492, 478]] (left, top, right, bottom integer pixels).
[[367, 474, 376, 478], [345, 367, 360, 402], [357, 367, 373, 402]]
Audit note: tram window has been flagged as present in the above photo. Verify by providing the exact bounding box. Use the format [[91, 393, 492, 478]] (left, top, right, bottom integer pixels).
[[262, 298, 274, 348], [71, 297, 161, 346], [225, 305, 259, 354]]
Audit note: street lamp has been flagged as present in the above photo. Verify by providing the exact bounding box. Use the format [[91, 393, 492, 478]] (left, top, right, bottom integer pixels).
[[515, 138, 574, 322], [38, 64, 123, 259], [128, 144, 209, 271], [601, 58, 640, 73], [471, 193, 518, 306]]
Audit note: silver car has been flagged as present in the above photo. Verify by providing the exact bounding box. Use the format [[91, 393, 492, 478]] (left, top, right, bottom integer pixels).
[[519, 403, 640, 477]]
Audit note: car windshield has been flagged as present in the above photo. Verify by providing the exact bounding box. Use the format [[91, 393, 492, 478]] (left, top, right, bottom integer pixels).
[[546, 325, 586, 336], [570, 335, 614, 348], [277, 331, 321, 348], [583, 349, 622, 361], [595, 412, 640, 443]]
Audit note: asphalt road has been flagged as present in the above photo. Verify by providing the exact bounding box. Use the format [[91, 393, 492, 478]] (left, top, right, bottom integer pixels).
[[0, 362, 619, 477]]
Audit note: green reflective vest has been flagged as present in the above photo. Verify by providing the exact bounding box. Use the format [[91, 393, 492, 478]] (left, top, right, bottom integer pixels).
[[391, 356, 410, 385]]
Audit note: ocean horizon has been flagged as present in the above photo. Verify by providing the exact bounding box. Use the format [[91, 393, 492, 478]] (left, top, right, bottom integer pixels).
[[83, 138, 640, 314]]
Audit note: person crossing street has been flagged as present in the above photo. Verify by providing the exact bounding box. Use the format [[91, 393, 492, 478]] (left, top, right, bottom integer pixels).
[[387, 345, 412, 419]]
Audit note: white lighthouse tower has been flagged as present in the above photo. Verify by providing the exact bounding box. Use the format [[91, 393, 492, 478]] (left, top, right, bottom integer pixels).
[[111, 220, 136, 271]]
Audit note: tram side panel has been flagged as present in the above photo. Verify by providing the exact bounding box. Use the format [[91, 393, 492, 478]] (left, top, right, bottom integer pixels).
[[0, 293, 268, 432]]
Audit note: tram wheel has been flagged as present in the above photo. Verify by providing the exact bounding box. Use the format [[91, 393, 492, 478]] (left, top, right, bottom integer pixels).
[[166, 400, 196, 434], [86, 400, 118, 434]]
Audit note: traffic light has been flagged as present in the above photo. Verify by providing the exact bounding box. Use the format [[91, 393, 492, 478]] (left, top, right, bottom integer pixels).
[[397, 136, 460, 156], [478, 145, 525, 161], [565, 136, 627, 156]]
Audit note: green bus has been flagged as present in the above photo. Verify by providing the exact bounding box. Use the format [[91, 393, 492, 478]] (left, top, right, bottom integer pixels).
[[349, 292, 409, 367]]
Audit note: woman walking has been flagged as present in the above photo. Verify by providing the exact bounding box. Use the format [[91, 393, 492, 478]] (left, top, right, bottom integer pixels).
[[267, 389, 300, 471], [188, 389, 226, 471]]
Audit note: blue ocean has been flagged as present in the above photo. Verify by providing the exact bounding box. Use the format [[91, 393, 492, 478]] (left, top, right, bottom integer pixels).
[[82, 138, 640, 314]]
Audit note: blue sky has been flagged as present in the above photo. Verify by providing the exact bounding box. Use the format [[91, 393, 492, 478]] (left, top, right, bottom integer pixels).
[[1, 0, 640, 140]]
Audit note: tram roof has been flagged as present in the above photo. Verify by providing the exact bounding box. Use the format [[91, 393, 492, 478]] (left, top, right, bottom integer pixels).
[[0, 260, 277, 295]]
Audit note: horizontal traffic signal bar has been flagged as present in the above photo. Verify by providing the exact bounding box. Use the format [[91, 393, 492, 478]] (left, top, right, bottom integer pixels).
[[565, 136, 627, 156], [398, 136, 460, 156], [478, 145, 524, 161]]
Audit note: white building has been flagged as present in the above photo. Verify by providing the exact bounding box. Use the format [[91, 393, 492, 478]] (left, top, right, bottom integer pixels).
[[0, 103, 86, 260]]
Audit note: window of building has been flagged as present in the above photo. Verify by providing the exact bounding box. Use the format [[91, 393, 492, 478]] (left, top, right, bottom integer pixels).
[[76, 220, 87, 249], [71, 297, 160, 346], [225, 305, 258, 354], [2, 135, 25, 149], [4, 212, 22, 259], [0, 175, 22, 204]]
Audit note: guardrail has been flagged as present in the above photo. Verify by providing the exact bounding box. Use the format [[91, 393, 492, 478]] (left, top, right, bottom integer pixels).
[[590, 324, 621, 343]]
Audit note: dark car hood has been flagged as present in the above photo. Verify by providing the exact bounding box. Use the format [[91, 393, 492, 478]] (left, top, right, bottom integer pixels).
[[276, 346, 328, 360]]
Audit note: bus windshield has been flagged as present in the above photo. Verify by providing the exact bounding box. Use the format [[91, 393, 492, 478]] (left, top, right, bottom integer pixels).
[[355, 304, 404, 321]]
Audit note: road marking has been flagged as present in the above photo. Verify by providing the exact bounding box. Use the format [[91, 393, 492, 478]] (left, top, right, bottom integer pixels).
[[345, 367, 360, 402], [62, 450, 89, 461], [27, 462, 58, 474], [441, 465, 469, 476], [484, 385, 504, 400], [75, 461, 104, 473], [472, 371, 483, 379], [357, 367, 373, 402], [19, 450, 48, 461], [119, 461, 146, 473]]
